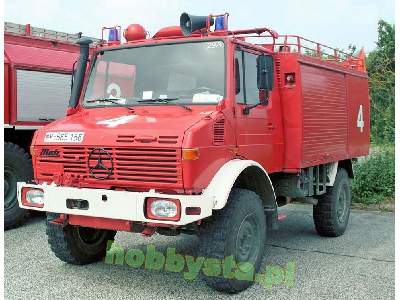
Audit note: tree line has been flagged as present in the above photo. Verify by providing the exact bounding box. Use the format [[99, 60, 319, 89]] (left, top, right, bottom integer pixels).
[[367, 20, 395, 144]]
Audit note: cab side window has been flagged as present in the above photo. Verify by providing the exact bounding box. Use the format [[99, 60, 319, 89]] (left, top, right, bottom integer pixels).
[[234, 50, 261, 105], [235, 51, 245, 104], [243, 52, 260, 105]]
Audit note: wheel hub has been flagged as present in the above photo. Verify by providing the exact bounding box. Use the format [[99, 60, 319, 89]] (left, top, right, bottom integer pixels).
[[235, 214, 260, 268], [77, 227, 107, 246], [4, 180, 9, 196], [337, 188, 348, 223]]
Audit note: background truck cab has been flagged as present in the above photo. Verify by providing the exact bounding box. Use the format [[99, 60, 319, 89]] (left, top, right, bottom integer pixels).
[[4, 22, 98, 229]]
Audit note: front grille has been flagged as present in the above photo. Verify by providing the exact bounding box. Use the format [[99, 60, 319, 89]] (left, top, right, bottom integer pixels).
[[37, 146, 182, 186]]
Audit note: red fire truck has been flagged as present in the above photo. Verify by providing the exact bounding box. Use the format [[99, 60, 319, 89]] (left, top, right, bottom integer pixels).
[[17, 13, 369, 292], [4, 22, 98, 229]]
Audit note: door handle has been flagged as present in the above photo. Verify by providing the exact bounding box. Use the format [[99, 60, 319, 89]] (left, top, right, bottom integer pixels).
[[267, 123, 275, 130]]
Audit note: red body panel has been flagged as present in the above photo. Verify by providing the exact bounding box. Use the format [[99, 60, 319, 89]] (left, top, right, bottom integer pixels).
[[300, 63, 348, 166], [346, 75, 370, 157], [4, 62, 10, 124], [69, 215, 132, 231], [33, 105, 228, 193], [5, 41, 78, 72], [276, 53, 369, 171]]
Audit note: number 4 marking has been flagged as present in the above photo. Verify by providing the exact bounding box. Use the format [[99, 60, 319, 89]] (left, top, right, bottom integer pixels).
[[357, 105, 364, 133]]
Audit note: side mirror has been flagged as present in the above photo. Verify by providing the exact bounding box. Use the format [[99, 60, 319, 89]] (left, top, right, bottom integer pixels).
[[235, 58, 241, 95], [257, 55, 274, 91]]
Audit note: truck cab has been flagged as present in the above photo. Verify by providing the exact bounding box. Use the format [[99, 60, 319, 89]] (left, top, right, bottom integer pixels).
[[17, 13, 369, 293]]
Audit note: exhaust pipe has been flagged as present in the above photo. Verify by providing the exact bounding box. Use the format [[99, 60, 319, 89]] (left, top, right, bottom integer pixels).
[[68, 37, 93, 109]]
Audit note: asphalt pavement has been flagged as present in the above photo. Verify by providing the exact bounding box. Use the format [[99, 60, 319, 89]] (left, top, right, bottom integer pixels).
[[4, 204, 395, 299]]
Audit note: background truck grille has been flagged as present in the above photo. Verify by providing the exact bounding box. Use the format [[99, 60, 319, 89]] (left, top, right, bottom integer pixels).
[[38, 146, 182, 186]]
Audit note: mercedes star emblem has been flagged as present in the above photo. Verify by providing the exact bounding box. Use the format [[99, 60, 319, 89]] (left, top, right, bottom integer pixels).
[[88, 148, 114, 180]]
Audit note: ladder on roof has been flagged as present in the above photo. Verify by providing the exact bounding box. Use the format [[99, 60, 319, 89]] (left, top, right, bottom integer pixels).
[[4, 21, 101, 44]]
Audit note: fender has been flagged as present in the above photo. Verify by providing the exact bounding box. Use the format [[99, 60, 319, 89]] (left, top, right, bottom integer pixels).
[[203, 159, 276, 210], [327, 162, 338, 186]]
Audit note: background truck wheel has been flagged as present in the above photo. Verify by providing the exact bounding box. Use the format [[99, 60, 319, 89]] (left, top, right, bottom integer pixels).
[[198, 188, 266, 293], [46, 214, 116, 265], [313, 168, 351, 237], [4, 142, 33, 229]]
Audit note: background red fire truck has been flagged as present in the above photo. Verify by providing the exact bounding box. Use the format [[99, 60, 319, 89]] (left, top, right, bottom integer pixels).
[[16, 13, 369, 293], [4, 22, 98, 228]]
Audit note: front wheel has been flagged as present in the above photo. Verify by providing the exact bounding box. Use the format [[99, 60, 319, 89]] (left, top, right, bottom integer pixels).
[[46, 214, 116, 264], [313, 168, 351, 237], [198, 188, 266, 293]]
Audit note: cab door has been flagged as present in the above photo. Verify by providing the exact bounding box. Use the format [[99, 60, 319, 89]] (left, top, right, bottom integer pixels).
[[234, 49, 275, 170]]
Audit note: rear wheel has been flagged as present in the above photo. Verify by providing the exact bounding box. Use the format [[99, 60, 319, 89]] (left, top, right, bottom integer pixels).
[[46, 214, 116, 264], [4, 142, 33, 229], [198, 188, 266, 293], [313, 168, 351, 237]]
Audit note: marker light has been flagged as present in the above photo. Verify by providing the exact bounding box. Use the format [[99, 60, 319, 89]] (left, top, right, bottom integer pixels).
[[182, 148, 199, 160], [285, 72, 296, 85], [21, 188, 44, 208], [108, 28, 120, 42], [215, 16, 225, 31], [146, 198, 181, 221], [30, 145, 36, 157]]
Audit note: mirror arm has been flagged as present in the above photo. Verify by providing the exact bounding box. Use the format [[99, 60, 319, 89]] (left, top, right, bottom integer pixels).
[[243, 103, 260, 115]]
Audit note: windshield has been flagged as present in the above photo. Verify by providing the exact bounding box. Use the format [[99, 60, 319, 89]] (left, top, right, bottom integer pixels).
[[83, 40, 225, 107]]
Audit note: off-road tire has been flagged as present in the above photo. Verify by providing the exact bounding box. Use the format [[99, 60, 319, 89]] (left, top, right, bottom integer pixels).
[[198, 188, 266, 293], [46, 214, 116, 264], [313, 168, 351, 237], [4, 142, 33, 229]]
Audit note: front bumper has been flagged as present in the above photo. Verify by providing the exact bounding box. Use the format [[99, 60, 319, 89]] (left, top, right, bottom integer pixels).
[[17, 182, 213, 226]]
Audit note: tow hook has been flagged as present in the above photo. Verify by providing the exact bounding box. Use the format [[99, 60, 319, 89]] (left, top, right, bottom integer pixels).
[[141, 226, 156, 237], [278, 213, 286, 221], [48, 213, 68, 225]]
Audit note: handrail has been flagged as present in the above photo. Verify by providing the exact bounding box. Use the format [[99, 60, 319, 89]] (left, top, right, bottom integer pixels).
[[4, 21, 101, 44], [235, 32, 366, 72]]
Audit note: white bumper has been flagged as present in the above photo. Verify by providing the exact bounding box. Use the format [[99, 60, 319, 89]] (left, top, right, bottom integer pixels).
[[17, 182, 213, 226]]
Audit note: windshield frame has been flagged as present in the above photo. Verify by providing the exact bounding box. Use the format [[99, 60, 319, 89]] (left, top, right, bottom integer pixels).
[[81, 38, 227, 109]]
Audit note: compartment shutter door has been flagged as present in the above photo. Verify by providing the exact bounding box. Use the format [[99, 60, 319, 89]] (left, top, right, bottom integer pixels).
[[17, 70, 71, 122]]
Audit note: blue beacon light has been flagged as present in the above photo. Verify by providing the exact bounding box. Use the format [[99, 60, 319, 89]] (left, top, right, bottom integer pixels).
[[108, 28, 120, 42], [215, 16, 225, 31]]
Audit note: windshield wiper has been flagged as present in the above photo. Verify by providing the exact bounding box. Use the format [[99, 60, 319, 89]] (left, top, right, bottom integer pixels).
[[138, 97, 179, 103], [138, 97, 192, 111], [87, 97, 125, 104], [86, 98, 135, 112]]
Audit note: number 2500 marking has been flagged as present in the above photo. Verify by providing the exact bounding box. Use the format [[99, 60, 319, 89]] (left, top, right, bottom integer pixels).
[[207, 41, 224, 49]]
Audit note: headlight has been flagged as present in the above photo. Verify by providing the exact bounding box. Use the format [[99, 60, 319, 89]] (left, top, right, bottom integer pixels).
[[21, 188, 44, 208], [146, 198, 181, 221]]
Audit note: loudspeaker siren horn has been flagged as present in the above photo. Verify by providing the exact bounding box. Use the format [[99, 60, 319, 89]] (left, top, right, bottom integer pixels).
[[180, 12, 215, 37]]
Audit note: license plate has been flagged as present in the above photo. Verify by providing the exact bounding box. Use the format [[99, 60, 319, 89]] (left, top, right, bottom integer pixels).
[[44, 132, 85, 143]]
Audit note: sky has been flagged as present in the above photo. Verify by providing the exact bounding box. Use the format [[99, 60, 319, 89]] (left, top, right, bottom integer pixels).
[[4, 0, 395, 52]]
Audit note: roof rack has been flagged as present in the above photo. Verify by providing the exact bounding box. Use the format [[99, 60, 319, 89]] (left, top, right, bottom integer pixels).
[[231, 31, 366, 72], [4, 21, 101, 44]]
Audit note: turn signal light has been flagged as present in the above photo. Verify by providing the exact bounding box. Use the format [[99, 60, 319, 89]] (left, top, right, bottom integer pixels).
[[21, 188, 44, 208], [30, 145, 36, 157], [182, 148, 199, 160]]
